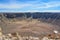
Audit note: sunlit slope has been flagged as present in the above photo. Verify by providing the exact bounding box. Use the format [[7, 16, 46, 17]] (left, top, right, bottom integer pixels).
[[3, 19, 59, 36]]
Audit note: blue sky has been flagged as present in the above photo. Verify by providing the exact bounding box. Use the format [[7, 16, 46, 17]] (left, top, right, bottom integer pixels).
[[0, 0, 60, 12]]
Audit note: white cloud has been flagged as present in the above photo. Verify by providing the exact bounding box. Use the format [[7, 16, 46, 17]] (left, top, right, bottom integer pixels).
[[0, 1, 60, 9], [0, 0, 60, 12], [0, 3, 32, 9], [24, 10, 60, 12], [32, 1, 60, 8], [0, 10, 60, 12]]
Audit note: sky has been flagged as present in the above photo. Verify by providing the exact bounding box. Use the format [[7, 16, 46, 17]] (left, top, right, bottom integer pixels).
[[0, 0, 60, 12]]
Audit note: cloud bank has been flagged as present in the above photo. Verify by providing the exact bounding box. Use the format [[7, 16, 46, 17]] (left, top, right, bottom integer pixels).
[[0, 0, 60, 12]]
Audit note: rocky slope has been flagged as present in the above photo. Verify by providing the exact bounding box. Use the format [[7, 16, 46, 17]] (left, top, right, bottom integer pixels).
[[0, 13, 60, 37]]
